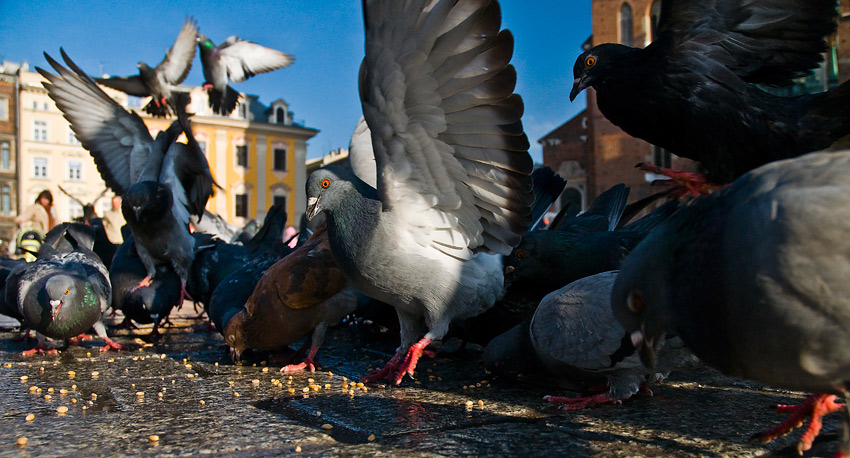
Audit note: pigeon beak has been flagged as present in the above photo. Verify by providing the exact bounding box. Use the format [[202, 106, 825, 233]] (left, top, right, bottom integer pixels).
[[632, 326, 657, 369], [230, 347, 241, 363], [49, 299, 62, 318], [570, 76, 588, 102], [305, 196, 321, 221], [503, 265, 516, 287]]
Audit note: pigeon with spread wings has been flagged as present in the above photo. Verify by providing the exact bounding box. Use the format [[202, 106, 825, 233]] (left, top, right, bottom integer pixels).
[[38, 49, 216, 305], [197, 34, 293, 116], [305, 0, 535, 385], [95, 18, 197, 117], [571, 0, 850, 187]]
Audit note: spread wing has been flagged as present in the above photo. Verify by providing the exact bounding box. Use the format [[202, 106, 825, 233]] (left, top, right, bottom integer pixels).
[[361, 0, 533, 259], [657, 0, 838, 86], [37, 49, 159, 195], [348, 116, 378, 188], [93, 75, 150, 97], [156, 17, 198, 85], [160, 110, 216, 222], [217, 36, 293, 83]]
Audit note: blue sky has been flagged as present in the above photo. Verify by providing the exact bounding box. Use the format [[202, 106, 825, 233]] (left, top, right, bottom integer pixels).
[[0, 0, 591, 163]]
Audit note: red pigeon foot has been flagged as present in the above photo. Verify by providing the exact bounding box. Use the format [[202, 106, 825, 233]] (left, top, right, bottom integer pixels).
[[636, 163, 723, 198], [202, 83, 213, 90], [544, 392, 620, 410], [364, 337, 435, 385], [751, 393, 844, 454], [98, 337, 126, 352], [131, 276, 153, 292], [22, 344, 59, 356], [67, 334, 96, 345]]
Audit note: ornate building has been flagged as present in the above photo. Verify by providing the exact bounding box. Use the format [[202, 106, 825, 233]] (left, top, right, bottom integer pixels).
[[0, 62, 18, 245]]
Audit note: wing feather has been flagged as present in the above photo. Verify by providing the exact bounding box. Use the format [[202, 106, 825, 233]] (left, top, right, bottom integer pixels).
[[218, 38, 293, 83], [157, 18, 198, 85]]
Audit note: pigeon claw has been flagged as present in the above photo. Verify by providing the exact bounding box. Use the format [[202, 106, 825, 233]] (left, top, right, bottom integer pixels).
[[363, 337, 435, 386], [132, 276, 153, 292], [67, 334, 95, 345], [281, 358, 316, 373], [750, 393, 843, 454], [22, 345, 59, 357], [98, 337, 127, 352], [635, 163, 722, 198], [544, 392, 619, 410]]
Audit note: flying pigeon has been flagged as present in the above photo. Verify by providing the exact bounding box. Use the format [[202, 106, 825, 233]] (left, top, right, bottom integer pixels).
[[96, 18, 198, 117], [223, 223, 355, 371], [611, 150, 850, 456], [6, 223, 121, 354], [38, 49, 216, 306], [306, 0, 535, 385], [197, 34, 293, 116], [570, 0, 850, 186], [484, 271, 692, 409]]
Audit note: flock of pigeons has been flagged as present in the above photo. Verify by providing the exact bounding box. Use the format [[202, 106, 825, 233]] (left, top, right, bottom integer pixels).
[[1, 0, 850, 455]]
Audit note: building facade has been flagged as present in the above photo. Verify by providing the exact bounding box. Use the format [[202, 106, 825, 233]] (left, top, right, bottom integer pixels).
[[15, 65, 317, 234], [544, 0, 850, 211], [0, 62, 18, 245]]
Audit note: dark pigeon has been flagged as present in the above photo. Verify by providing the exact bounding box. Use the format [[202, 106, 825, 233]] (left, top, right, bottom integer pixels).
[[109, 232, 182, 335], [0, 257, 28, 322], [306, 0, 537, 385], [197, 34, 293, 116], [95, 18, 197, 117], [571, 0, 850, 185], [485, 271, 692, 409], [6, 223, 121, 354], [223, 223, 355, 372], [38, 50, 216, 305], [611, 150, 850, 455]]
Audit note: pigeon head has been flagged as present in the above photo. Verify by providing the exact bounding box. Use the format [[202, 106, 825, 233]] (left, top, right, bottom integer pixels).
[[570, 44, 636, 101], [44, 274, 77, 319], [223, 312, 249, 361], [503, 233, 543, 288], [197, 34, 215, 49], [123, 181, 173, 223], [305, 166, 371, 221], [610, 229, 676, 369]]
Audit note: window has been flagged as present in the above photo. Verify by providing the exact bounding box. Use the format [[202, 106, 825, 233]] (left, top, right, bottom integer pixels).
[[32, 101, 37, 110], [0, 186, 9, 215], [652, 144, 672, 169], [43, 102, 48, 111], [33, 157, 48, 178], [273, 195, 287, 210], [67, 127, 80, 145], [619, 3, 633, 47], [235, 144, 248, 168], [235, 194, 248, 218], [33, 120, 47, 142], [239, 104, 247, 119], [649, 1, 662, 43], [0, 96, 8, 121], [273, 148, 287, 171], [68, 201, 83, 221], [68, 161, 82, 181], [275, 107, 285, 124], [0, 141, 9, 170]]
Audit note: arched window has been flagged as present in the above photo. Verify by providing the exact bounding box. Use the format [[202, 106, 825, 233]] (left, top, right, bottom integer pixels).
[[649, 0, 662, 42], [275, 107, 285, 124], [620, 3, 634, 47]]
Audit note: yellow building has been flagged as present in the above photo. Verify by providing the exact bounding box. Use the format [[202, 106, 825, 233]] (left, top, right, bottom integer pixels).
[[16, 64, 318, 230]]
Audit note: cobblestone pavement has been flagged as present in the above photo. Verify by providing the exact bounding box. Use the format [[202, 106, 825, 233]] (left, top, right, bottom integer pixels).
[[0, 306, 841, 457]]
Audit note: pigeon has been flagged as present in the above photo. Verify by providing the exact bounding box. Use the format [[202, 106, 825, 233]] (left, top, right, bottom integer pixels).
[[6, 223, 121, 354], [611, 150, 850, 456], [38, 49, 216, 305], [109, 231, 182, 335], [96, 18, 198, 117], [570, 0, 850, 185], [484, 271, 692, 409], [190, 210, 240, 242], [0, 257, 28, 322], [188, 203, 289, 309], [197, 34, 293, 116], [306, 0, 535, 385], [55, 185, 118, 268], [223, 223, 355, 371]]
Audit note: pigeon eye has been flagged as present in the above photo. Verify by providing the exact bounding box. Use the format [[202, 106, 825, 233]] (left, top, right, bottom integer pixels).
[[585, 56, 597, 67], [64, 288, 70, 295], [321, 179, 330, 189], [627, 290, 645, 314], [515, 250, 525, 259]]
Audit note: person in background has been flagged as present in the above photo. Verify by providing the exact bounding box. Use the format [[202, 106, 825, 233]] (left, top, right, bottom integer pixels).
[[15, 190, 55, 234], [101, 194, 126, 244]]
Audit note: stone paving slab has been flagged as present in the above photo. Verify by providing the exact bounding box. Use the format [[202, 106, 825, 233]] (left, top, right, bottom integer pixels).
[[0, 307, 841, 457]]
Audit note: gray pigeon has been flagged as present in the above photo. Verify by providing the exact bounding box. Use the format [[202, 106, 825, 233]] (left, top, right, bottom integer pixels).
[[6, 224, 120, 354], [484, 271, 691, 409], [306, 0, 534, 385], [96, 18, 198, 117], [197, 34, 292, 116], [38, 50, 216, 305], [611, 150, 850, 456]]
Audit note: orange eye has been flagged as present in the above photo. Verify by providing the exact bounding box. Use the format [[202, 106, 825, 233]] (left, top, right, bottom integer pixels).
[[321, 179, 330, 189], [64, 288, 70, 295], [515, 250, 525, 259], [627, 291, 645, 314], [585, 56, 597, 67]]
